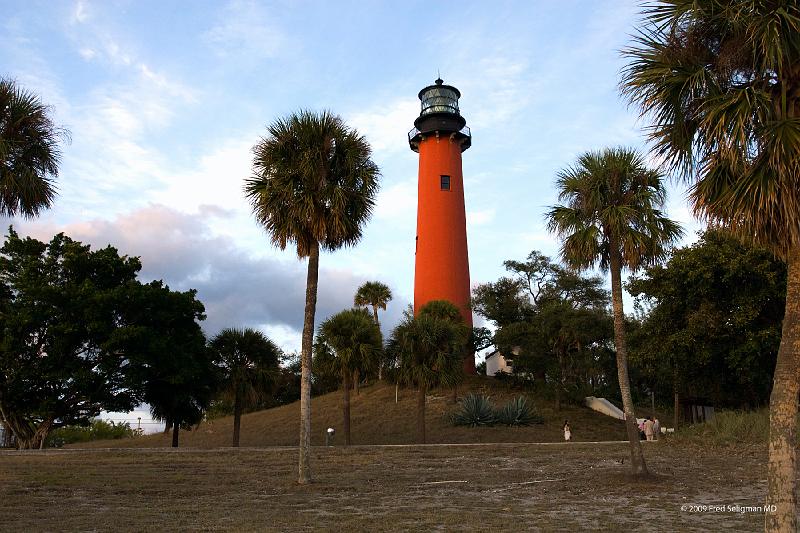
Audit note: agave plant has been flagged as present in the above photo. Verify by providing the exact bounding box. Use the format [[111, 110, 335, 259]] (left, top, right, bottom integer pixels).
[[451, 393, 496, 427], [496, 396, 543, 427]]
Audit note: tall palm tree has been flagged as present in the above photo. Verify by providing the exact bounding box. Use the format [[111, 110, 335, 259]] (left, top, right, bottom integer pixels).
[[546, 147, 682, 476], [354, 281, 393, 325], [317, 308, 382, 445], [209, 328, 282, 447], [354, 281, 393, 382], [0, 78, 66, 217], [621, 2, 800, 528], [245, 110, 379, 483], [390, 302, 467, 443]]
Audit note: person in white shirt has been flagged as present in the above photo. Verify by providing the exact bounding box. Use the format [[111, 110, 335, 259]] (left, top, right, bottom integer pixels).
[[563, 420, 571, 442]]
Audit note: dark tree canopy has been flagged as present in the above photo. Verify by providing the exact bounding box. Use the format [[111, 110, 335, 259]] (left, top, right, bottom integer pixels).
[[628, 229, 786, 408], [0, 229, 215, 449]]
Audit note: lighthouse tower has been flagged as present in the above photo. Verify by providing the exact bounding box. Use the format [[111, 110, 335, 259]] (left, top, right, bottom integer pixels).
[[408, 78, 474, 373]]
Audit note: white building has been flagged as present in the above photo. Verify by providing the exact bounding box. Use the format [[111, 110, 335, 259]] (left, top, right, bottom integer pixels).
[[485, 346, 520, 376]]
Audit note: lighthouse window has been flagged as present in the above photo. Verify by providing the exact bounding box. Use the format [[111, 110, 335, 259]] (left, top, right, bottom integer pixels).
[[440, 175, 451, 191]]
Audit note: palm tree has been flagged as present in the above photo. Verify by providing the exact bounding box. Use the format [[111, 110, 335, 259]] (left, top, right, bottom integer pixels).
[[210, 328, 282, 447], [354, 281, 393, 382], [245, 110, 379, 483], [621, 2, 800, 528], [390, 303, 468, 443], [0, 78, 66, 217], [546, 147, 682, 476], [317, 308, 382, 445], [418, 299, 469, 403]]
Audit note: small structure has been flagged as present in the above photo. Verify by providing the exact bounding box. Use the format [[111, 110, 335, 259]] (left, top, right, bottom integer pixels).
[[680, 397, 715, 424], [485, 346, 520, 376]]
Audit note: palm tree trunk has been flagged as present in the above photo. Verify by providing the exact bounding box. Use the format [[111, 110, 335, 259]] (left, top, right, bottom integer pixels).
[[172, 421, 179, 448], [609, 250, 648, 476], [298, 241, 319, 484], [417, 384, 427, 444], [232, 392, 242, 447], [163, 416, 172, 434], [354, 369, 360, 396], [765, 248, 800, 532], [372, 305, 383, 380], [343, 371, 351, 446]]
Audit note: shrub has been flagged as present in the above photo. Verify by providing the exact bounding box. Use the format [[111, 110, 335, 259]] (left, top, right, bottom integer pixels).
[[46, 419, 139, 447], [451, 393, 496, 427], [496, 396, 544, 426], [672, 409, 770, 445]]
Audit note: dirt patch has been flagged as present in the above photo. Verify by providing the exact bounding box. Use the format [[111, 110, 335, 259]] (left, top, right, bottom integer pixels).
[[0, 442, 780, 531]]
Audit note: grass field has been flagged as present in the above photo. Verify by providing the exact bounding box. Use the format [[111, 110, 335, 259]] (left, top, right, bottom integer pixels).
[[82, 378, 630, 448], [1, 442, 776, 532]]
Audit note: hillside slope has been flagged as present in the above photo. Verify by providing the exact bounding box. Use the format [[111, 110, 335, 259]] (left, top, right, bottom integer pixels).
[[85, 377, 628, 447]]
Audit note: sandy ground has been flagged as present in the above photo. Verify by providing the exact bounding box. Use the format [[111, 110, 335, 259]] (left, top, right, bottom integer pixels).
[[0, 441, 778, 532]]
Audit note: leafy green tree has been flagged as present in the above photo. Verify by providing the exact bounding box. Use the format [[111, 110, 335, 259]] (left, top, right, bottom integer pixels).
[[390, 303, 468, 443], [546, 147, 682, 475], [621, 2, 800, 524], [317, 308, 382, 445], [209, 328, 282, 447], [0, 229, 141, 449], [628, 230, 786, 423], [118, 280, 215, 448], [418, 300, 471, 402], [0, 78, 67, 217], [354, 281, 393, 381], [245, 110, 379, 483]]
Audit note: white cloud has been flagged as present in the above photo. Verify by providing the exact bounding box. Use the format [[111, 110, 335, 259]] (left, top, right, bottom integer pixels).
[[348, 98, 419, 157], [71, 0, 89, 24], [374, 178, 416, 222], [204, 0, 286, 59], [467, 208, 496, 226]]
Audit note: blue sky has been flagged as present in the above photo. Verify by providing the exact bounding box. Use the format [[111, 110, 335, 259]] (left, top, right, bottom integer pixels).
[[2, 0, 703, 358]]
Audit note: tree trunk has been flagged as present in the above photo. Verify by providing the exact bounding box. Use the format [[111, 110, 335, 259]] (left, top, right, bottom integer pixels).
[[372, 305, 383, 381], [673, 363, 680, 431], [354, 369, 360, 396], [417, 384, 427, 444], [765, 248, 800, 532], [609, 250, 648, 476], [232, 391, 242, 447], [298, 241, 319, 484], [343, 370, 351, 446], [163, 416, 172, 434], [172, 421, 179, 448], [555, 384, 561, 412]]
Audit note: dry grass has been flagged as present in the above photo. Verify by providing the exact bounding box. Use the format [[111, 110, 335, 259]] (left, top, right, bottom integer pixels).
[[83, 377, 628, 448], [0, 442, 775, 532]]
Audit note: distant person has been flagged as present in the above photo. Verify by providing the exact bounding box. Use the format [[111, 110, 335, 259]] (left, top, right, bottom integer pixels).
[[638, 419, 646, 440], [644, 417, 655, 441], [563, 420, 571, 442], [653, 418, 661, 440]]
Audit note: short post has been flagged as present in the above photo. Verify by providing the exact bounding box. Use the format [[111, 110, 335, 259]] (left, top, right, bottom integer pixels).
[[326, 427, 335, 446]]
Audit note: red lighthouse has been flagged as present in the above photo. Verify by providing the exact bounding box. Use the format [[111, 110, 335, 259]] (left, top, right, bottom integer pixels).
[[408, 78, 474, 373]]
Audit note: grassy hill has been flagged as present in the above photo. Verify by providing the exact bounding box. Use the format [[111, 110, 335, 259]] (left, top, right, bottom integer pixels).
[[84, 376, 629, 448]]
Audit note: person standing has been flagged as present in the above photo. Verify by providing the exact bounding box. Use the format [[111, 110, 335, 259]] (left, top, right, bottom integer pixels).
[[653, 418, 661, 440], [563, 420, 571, 442], [644, 417, 655, 441]]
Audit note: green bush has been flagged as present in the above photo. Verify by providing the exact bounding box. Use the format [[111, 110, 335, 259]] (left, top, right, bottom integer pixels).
[[451, 393, 496, 427], [46, 419, 139, 447], [672, 409, 769, 445], [496, 396, 543, 426]]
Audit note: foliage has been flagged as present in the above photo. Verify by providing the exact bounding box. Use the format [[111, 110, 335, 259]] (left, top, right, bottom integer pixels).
[[450, 394, 543, 427], [46, 419, 139, 447], [451, 393, 495, 427], [671, 410, 770, 447], [620, 1, 800, 260], [473, 251, 616, 404], [354, 281, 392, 322], [628, 230, 786, 408], [495, 396, 543, 427], [391, 302, 469, 388], [244, 110, 380, 257], [0, 78, 68, 218], [210, 328, 282, 412], [0, 229, 143, 449]]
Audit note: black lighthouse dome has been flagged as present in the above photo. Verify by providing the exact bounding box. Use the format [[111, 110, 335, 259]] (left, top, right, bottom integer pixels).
[[408, 78, 471, 152]]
